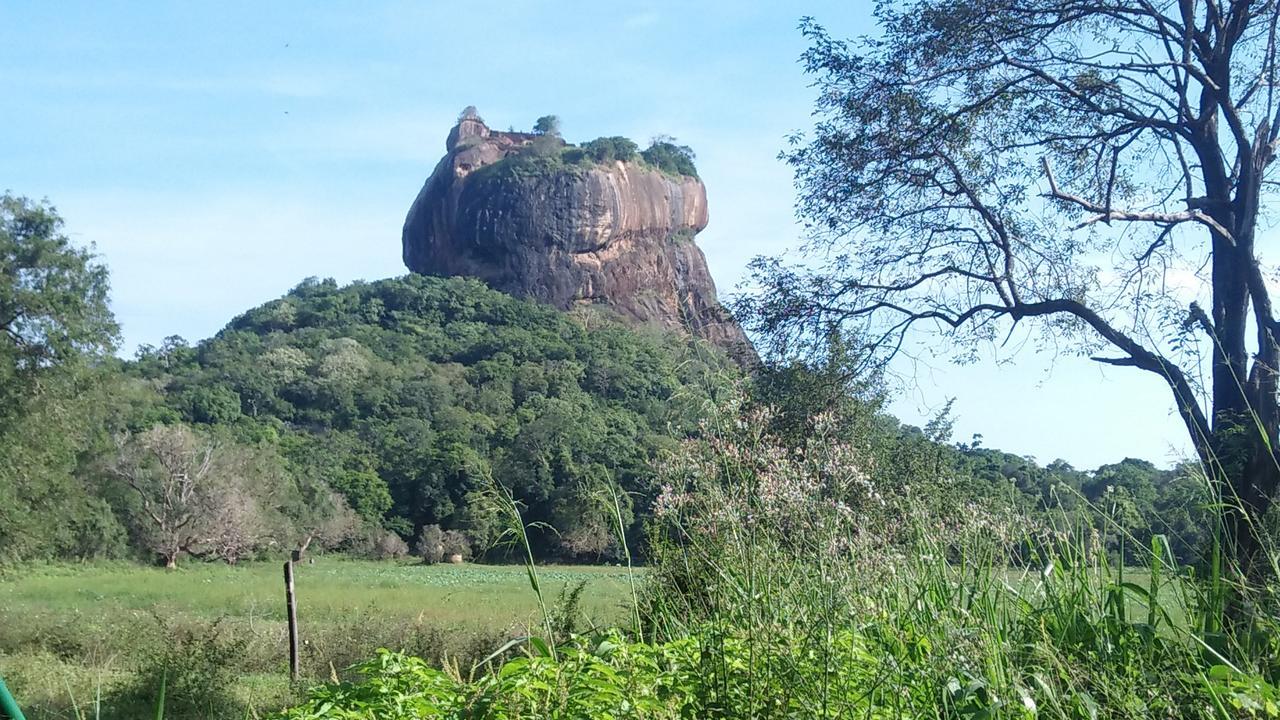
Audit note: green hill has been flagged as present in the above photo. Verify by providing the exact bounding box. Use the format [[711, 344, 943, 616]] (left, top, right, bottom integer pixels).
[[123, 274, 735, 560]]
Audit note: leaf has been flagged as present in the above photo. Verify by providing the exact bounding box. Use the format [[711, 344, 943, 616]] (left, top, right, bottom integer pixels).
[[529, 636, 553, 658]]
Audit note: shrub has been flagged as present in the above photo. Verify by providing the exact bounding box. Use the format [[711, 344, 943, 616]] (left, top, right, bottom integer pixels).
[[275, 636, 711, 720], [414, 523, 443, 564], [641, 137, 697, 177], [559, 522, 615, 559], [440, 529, 470, 560], [528, 133, 562, 157], [560, 146, 589, 165], [582, 136, 639, 163], [109, 617, 248, 719], [177, 384, 242, 423], [374, 531, 409, 560], [349, 529, 408, 560]]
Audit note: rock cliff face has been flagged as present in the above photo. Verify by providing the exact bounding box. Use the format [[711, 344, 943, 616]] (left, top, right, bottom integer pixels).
[[402, 114, 757, 366]]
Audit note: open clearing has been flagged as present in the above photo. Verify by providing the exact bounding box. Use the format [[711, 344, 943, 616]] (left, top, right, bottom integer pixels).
[[0, 560, 634, 717], [2, 559, 633, 627]]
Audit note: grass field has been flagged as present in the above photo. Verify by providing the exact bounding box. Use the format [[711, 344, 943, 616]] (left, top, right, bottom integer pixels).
[[0, 559, 635, 718]]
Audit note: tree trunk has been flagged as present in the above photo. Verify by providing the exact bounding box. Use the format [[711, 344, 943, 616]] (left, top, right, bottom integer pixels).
[[294, 533, 313, 562], [1209, 412, 1279, 626], [1232, 433, 1278, 581]]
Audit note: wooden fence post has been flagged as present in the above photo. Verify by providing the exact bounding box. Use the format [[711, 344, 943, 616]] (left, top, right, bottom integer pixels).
[[284, 556, 300, 682]]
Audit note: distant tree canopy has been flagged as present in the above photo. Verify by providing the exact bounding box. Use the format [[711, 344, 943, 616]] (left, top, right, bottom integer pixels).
[[640, 138, 698, 177], [750, 335, 1218, 568], [0, 242, 1218, 567], [581, 136, 639, 164], [0, 191, 1216, 570], [533, 115, 561, 136]]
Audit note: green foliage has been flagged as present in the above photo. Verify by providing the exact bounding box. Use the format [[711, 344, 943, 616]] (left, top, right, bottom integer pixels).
[[109, 617, 248, 719], [632, 395, 1280, 719], [125, 274, 733, 559], [175, 384, 242, 424], [532, 114, 560, 136], [470, 128, 695, 182], [275, 430, 1279, 719], [749, 334, 1216, 568], [329, 467, 393, 523], [581, 136, 639, 163], [0, 194, 118, 426], [466, 141, 590, 184], [274, 636, 714, 720], [0, 195, 124, 563], [0, 370, 131, 563], [640, 138, 698, 177]]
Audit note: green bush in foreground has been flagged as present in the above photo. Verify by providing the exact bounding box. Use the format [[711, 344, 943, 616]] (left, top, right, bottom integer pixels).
[[278, 608, 1280, 718], [276, 635, 704, 720]]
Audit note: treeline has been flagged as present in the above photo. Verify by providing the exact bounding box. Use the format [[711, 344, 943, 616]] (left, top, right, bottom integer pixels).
[[0, 193, 1217, 568], [752, 336, 1218, 567]]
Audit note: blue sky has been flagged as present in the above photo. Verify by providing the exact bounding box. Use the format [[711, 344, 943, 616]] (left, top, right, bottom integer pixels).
[[0, 1, 1192, 469]]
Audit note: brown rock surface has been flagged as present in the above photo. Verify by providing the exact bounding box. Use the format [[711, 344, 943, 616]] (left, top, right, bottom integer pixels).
[[402, 114, 757, 366]]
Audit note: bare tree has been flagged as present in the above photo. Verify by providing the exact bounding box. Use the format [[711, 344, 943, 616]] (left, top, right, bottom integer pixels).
[[111, 424, 277, 567], [742, 2, 1280, 591], [112, 424, 216, 568], [201, 482, 268, 565]]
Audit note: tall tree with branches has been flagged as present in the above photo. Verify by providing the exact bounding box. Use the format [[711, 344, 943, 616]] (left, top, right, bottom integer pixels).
[[0, 194, 116, 427], [741, 1, 1280, 591]]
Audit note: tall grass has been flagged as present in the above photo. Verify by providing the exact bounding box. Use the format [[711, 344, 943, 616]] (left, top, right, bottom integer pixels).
[[472, 469, 558, 662], [277, 393, 1280, 718], [639, 396, 1280, 718]]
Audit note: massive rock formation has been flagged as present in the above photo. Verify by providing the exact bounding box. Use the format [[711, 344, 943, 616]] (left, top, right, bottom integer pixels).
[[402, 113, 757, 366]]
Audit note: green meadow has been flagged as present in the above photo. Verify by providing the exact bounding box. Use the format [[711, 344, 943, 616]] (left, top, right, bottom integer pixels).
[[0, 561, 632, 718]]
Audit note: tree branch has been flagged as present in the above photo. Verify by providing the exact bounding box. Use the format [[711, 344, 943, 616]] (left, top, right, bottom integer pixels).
[[1042, 157, 1235, 241]]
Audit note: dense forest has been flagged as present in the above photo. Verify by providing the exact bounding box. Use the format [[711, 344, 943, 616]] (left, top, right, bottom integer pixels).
[[121, 273, 733, 561], [0, 193, 1217, 570]]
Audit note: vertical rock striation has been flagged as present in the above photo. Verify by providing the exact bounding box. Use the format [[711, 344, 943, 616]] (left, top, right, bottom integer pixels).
[[401, 113, 757, 366]]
